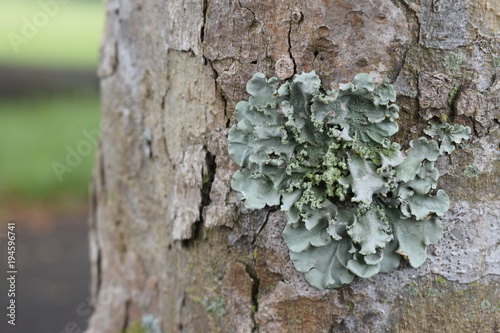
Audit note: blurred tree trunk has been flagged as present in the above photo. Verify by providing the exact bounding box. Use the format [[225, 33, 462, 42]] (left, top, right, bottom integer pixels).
[[87, 0, 499, 332]]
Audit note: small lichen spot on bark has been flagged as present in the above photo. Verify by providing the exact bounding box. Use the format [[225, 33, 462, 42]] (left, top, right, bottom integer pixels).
[[444, 52, 462, 72], [464, 164, 481, 178]]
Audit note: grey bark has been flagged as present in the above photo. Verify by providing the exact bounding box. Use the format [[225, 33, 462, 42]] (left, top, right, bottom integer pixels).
[[88, 0, 499, 332]]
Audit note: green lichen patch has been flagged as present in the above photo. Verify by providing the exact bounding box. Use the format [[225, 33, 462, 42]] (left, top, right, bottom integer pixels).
[[480, 300, 491, 310], [447, 84, 460, 105], [436, 276, 446, 284], [122, 315, 162, 333], [493, 56, 500, 68], [465, 313, 475, 322], [140, 314, 163, 333], [228, 72, 470, 289], [202, 297, 226, 318], [407, 284, 419, 296], [123, 320, 146, 333], [464, 163, 481, 178], [427, 288, 443, 297], [444, 52, 462, 71]]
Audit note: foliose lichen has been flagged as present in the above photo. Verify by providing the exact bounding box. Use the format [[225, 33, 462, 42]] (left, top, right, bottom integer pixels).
[[228, 71, 470, 289]]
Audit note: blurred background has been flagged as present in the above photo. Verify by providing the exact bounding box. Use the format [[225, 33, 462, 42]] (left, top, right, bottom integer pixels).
[[0, 0, 104, 331]]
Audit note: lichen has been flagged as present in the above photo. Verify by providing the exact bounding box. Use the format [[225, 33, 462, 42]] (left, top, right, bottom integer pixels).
[[408, 284, 419, 296], [427, 288, 442, 297], [123, 315, 162, 333], [202, 297, 226, 317], [436, 276, 446, 284], [447, 84, 460, 105], [464, 164, 480, 178], [228, 71, 470, 289], [493, 56, 500, 68], [140, 314, 163, 333], [444, 52, 462, 71], [423, 120, 471, 155], [124, 320, 146, 333], [480, 300, 491, 309]]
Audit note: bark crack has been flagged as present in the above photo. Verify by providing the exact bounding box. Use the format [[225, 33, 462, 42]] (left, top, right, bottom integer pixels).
[[252, 208, 273, 244], [95, 246, 102, 301], [248, 209, 275, 329], [207, 59, 230, 127], [90, 148, 104, 303], [237, 0, 257, 25], [200, 0, 208, 45], [395, 0, 421, 46], [201, 147, 216, 208], [447, 83, 461, 123], [243, 260, 260, 332], [160, 91, 174, 167], [286, 6, 297, 75], [182, 146, 216, 247], [393, 47, 410, 82], [390, 0, 420, 73], [201, 0, 230, 127], [122, 298, 131, 332]]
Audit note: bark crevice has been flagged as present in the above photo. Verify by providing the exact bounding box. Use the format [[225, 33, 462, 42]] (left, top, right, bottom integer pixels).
[[237, 0, 256, 24], [200, 0, 208, 45], [396, 0, 421, 40], [160, 92, 174, 166], [181, 146, 216, 248], [286, 6, 297, 76], [252, 208, 273, 244], [90, 146, 104, 303], [244, 258, 260, 332], [121, 299, 131, 332]]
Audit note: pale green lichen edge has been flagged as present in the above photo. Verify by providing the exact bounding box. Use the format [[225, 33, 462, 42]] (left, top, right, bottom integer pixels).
[[228, 71, 470, 290]]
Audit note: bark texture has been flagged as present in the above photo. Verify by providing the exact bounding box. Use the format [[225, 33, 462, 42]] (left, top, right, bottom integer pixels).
[[88, 0, 499, 332]]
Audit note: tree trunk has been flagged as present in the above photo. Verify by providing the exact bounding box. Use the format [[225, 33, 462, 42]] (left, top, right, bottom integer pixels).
[[87, 0, 499, 332]]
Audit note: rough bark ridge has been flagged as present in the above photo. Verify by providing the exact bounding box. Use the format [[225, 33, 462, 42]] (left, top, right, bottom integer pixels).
[[88, 0, 499, 332]]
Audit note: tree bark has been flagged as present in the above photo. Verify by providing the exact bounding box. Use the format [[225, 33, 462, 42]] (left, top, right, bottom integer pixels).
[[87, 0, 499, 332]]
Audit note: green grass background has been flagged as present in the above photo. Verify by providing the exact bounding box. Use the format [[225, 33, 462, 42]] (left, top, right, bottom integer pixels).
[[0, 0, 104, 68], [0, 94, 101, 200]]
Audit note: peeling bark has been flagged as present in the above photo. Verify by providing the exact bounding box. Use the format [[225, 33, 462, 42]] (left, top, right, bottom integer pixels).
[[88, 0, 499, 332]]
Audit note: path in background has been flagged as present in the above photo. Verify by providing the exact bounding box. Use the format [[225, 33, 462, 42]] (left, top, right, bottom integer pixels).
[[1, 206, 90, 333]]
